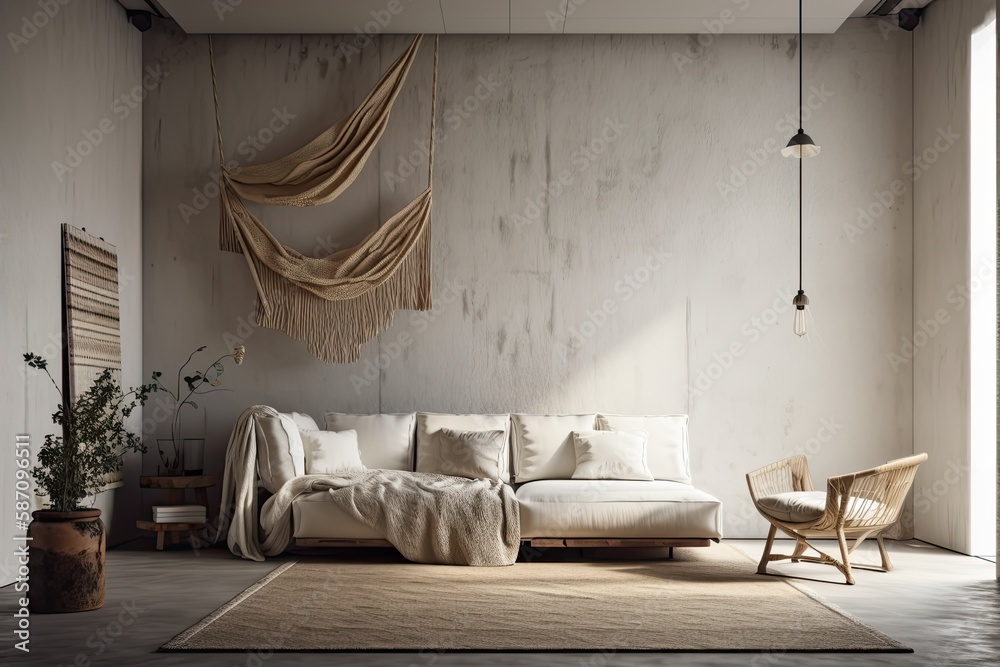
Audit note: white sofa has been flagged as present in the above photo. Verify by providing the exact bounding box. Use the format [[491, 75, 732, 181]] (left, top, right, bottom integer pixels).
[[255, 411, 723, 549]]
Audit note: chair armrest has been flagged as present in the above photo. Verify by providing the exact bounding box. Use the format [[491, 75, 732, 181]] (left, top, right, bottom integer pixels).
[[821, 453, 929, 528], [746, 455, 813, 501]]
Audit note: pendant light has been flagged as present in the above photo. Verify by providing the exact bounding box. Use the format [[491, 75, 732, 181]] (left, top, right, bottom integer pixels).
[[784, 0, 819, 337]]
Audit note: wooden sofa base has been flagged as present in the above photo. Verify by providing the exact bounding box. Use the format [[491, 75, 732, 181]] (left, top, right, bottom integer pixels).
[[526, 538, 713, 548], [294, 537, 715, 549], [295, 539, 394, 547]]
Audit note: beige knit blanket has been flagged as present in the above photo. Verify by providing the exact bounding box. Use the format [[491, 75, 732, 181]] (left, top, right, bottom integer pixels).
[[218, 406, 520, 566]]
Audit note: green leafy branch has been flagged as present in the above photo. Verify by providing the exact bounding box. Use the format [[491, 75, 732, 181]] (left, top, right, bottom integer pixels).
[[148, 345, 246, 446], [24, 352, 154, 512]]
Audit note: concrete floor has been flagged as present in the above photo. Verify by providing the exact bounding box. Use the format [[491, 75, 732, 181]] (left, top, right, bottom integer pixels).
[[0, 539, 996, 666]]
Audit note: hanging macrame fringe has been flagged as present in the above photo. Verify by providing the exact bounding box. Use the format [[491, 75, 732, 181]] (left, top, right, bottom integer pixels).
[[209, 35, 439, 363]]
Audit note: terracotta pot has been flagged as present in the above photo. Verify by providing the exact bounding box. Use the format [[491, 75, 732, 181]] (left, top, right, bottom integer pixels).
[[28, 509, 105, 613]]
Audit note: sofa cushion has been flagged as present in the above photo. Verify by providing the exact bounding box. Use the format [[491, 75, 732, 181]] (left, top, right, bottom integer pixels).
[[436, 428, 506, 480], [596, 414, 691, 484], [511, 414, 596, 482], [301, 429, 366, 475], [516, 479, 722, 539], [292, 491, 384, 539], [416, 413, 511, 483], [324, 412, 415, 471], [571, 430, 653, 481], [255, 413, 307, 494]]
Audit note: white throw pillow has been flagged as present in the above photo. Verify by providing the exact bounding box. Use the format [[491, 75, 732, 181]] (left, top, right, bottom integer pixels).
[[416, 413, 511, 483], [255, 414, 306, 493], [301, 429, 366, 475], [323, 413, 415, 471], [571, 429, 654, 481], [511, 414, 597, 482], [436, 428, 506, 481], [596, 414, 691, 484]]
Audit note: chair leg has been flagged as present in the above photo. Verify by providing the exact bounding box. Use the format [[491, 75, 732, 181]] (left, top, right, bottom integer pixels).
[[791, 539, 808, 563], [758, 524, 777, 574], [876, 534, 893, 572], [836, 528, 855, 585]]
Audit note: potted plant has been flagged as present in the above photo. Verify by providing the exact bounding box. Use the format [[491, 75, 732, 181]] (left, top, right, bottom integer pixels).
[[23, 353, 153, 613], [149, 344, 245, 475]]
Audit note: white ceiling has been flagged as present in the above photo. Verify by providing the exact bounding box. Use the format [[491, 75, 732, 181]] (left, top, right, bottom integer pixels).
[[139, 0, 921, 35]]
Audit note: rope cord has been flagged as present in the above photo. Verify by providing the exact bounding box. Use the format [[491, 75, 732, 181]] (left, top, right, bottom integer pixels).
[[428, 35, 439, 189], [208, 35, 226, 168]]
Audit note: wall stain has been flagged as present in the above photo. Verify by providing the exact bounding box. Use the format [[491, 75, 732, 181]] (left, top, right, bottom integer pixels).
[[547, 290, 556, 335], [497, 215, 511, 245], [786, 36, 798, 61], [686, 34, 707, 62], [317, 56, 329, 78]]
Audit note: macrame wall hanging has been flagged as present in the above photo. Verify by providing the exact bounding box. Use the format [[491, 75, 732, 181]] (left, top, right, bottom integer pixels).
[[208, 34, 438, 363]]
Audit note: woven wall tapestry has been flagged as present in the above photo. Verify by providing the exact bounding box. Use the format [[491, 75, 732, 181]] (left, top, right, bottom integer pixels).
[[209, 34, 439, 363], [62, 224, 124, 489]]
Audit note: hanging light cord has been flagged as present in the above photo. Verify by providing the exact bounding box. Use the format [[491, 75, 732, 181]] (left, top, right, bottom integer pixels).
[[798, 0, 803, 131], [797, 0, 803, 293], [799, 143, 803, 292]]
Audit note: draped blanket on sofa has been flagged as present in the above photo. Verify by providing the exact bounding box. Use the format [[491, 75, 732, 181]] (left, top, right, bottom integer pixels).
[[217, 406, 520, 566], [209, 35, 438, 363]]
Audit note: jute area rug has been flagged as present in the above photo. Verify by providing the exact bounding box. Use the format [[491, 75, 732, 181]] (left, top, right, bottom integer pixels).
[[162, 543, 909, 652]]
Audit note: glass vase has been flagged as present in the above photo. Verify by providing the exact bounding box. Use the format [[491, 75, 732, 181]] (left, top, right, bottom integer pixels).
[[156, 438, 184, 476], [182, 438, 205, 476]]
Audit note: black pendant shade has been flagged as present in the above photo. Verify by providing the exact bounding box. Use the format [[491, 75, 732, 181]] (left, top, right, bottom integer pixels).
[[781, 130, 821, 158]]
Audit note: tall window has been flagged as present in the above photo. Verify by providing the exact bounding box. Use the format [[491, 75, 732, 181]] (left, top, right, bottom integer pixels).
[[970, 17, 997, 558]]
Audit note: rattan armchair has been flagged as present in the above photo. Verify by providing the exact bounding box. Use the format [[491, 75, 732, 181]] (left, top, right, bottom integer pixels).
[[746, 453, 927, 585]]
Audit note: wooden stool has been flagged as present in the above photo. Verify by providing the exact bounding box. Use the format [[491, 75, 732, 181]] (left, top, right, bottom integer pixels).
[[136, 475, 216, 550]]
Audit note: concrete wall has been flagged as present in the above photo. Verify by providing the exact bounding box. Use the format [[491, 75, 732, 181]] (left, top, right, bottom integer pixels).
[[142, 19, 913, 538], [913, 0, 997, 555], [0, 0, 142, 586]]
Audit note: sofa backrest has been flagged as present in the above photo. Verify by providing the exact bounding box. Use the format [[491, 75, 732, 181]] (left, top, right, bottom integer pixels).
[[324, 412, 416, 471], [414, 412, 512, 483], [253, 410, 691, 486], [595, 414, 691, 484], [511, 414, 597, 482]]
